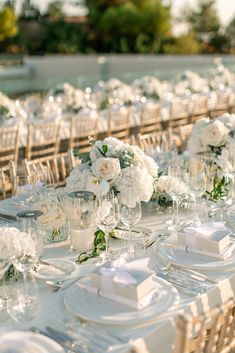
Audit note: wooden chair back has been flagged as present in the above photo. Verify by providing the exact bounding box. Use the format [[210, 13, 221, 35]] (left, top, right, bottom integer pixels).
[[26, 121, 60, 160], [0, 161, 16, 199], [191, 95, 209, 123], [174, 298, 235, 353], [0, 126, 19, 168], [138, 129, 173, 152], [178, 124, 193, 152], [108, 107, 131, 142], [168, 99, 190, 128], [139, 103, 162, 134], [25, 151, 77, 188], [210, 92, 230, 119], [69, 114, 99, 153]]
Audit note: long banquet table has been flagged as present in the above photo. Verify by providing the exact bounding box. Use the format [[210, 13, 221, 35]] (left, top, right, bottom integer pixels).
[[1, 198, 235, 353]]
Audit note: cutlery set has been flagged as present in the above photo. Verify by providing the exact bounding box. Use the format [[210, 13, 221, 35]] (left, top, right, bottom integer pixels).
[[32, 325, 129, 353]]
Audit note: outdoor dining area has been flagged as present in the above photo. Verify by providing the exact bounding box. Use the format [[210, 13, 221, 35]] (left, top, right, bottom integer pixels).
[[1, 64, 235, 353]]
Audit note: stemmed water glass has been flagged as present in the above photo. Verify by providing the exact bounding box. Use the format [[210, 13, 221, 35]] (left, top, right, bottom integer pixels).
[[7, 230, 40, 322], [97, 191, 119, 261], [14, 175, 36, 209], [119, 201, 142, 258], [185, 171, 207, 225], [168, 166, 187, 229]]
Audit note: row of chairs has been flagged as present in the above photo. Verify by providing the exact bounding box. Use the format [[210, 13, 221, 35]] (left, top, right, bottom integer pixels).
[[0, 91, 232, 171], [0, 151, 77, 200], [0, 124, 193, 200]]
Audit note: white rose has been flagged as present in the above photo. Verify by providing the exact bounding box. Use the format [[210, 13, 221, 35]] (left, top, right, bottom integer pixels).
[[91, 157, 121, 181], [143, 156, 158, 177], [201, 120, 229, 147]]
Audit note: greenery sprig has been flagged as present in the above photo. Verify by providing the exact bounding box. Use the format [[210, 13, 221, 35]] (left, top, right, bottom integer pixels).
[[206, 176, 229, 201]]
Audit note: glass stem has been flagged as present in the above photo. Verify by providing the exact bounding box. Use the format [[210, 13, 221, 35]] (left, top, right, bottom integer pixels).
[[105, 232, 109, 255], [128, 226, 134, 255], [175, 201, 179, 226], [193, 196, 197, 223]]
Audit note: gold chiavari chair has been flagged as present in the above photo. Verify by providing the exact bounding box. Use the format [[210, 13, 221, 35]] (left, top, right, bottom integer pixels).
[[210, 92, 230, 119], [0, 161, 16, 199], [174, 298, 235, 353], [168, 99, 190, 129], [26, 121, 61, 160], [108, 106, 131, 142], [69, 114, 99, 153], [24, 151, 77, 188], [178, 124, 193, 152], [190, 95, 209, 123], [139, 103, 162, 135], [0, 126, 19, 168], [138, 129, 173, 151]]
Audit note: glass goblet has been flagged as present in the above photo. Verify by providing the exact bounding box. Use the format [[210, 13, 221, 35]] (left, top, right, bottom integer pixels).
[[97, 192, 119, 261], [119, 201, 142, 258]]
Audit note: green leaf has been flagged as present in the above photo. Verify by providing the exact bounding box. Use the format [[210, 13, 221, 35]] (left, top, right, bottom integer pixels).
[[102, 144, 108, 154], [73, 147, 79, 158]]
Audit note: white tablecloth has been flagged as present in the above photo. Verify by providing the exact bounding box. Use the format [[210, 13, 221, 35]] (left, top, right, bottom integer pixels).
[[0, 200, 235, 353]]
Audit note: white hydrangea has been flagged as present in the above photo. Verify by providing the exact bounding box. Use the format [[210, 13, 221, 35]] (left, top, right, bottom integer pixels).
[[115, 166, 154, 208], [155, 175, 188, 196]]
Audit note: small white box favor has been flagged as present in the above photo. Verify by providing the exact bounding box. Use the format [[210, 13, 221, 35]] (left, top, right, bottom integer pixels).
[[177, 222, 230, 258], [86, 258, 156, 309]]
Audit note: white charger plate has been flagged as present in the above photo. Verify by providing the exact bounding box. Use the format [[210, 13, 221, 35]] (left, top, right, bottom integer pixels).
[[150, 237, 235, 271], [0, 331, 64, 353], [64, 276, 179, 325], [32, 258, 77, 281]]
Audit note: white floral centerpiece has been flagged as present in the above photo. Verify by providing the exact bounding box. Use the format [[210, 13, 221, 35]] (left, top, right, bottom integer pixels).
[[48, 82, 85, 113], [93, 79, 133, 110], [35, 194, 67, 242], [174, 70, 209, 95], [66, 137, 158, 208], [132, 76, 162, 100], [188, 113, 235, 200]]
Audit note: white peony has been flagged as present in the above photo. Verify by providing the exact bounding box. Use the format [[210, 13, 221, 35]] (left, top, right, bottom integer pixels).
[[200, 120, 229, 147], [115, 166, 154, 207], [155, 175, 188, 196], [91, 157, 121, 181]]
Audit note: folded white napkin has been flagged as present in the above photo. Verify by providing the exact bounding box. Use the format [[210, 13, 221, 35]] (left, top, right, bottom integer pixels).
[[184, 221, 227, 238]]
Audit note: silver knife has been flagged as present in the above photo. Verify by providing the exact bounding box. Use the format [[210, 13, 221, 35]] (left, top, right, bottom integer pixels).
[[46, 326, 89, 353], [157, 273, 202, 296], [32, 327, 87, 353]]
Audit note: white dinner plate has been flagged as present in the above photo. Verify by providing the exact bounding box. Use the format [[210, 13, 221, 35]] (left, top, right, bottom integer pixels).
[[32, 258, 77, 280], [0, 331, 64, 353], [114, 226, 153, 240], [150, 237, 235, 271], [64, 276, 179, 325]]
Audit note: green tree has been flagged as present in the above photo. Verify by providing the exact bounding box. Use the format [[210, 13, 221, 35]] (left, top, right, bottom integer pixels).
[[226, 17, 235, 53], [163, 32, 200, 54], [86, 0, 171, 53], [46, 0, 63, 21], [182, 0, 226, 52], [0, 5, 18, 42]]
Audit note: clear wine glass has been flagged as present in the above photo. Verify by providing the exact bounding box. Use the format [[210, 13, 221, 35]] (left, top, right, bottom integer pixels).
[[185, 171, 207, 225], [14, 175, 36, 209], [168, 166, 187, 229], [119, 201, 142, 258], [97, 191, 119, 261]]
